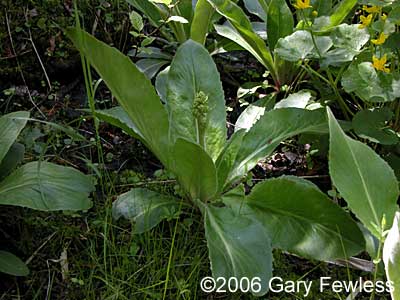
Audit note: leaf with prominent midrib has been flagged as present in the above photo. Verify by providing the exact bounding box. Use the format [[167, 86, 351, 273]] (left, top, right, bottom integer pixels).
[[112, 188, 181, 233], [267, 0, 293, 51], [172, 138, 217, 202], [203, 203, 272, 296], [328, 108, 399, 238], [67, 28, 171, 168], [225, 108, 327, 188], [166, 40, 226, 161], [0, 162, 93, 211], [245, 176, 365, 260]]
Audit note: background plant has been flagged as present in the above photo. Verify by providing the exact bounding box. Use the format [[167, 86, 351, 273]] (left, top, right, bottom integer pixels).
[[0, 111, 94, 276]]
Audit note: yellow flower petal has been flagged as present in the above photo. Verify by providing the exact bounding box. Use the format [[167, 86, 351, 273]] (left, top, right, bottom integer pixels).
[[372, 55, 390, 73], [363, 5, 381, 14], [371, 33, 388, 45], [294, 0, 312, 10], [359, 14, 373, 29]]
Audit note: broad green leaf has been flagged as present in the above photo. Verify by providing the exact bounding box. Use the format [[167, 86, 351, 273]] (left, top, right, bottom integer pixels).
[[274, 90, 312, 109], [129, 10, 144, 32], [203, 204, 272, 296], [155, 66, 169, 103], [328, 108, 399, 238], [95, 107, 144, 140], [0, 143, 25, 180], [352, 108, 398, 145], [383, 212, 400, 300], [320, 48, 360, 67], [314, 0, 357, 32], [112, 188, 181, 233], [252, 22, 267, 40], [214, 24, 265, 60], [207, 0, 277, 83], [329, 0, 357, 27], [0, 162, 93, 211], [172, 138, 217, 201], [226, 108, 327, 187], [67, 28, 172, 168], [235, 95, 275, 131], [175, 0, 193, 28], [215, 129, 246, 193], [135, 46, 172, 60], [126, 0, 165, 27], [320, 24, 369, 67], [166, 40, 226, 160], [267, 0, 293, 51], [275, 30, 332, 61], [136, 58, 169, 79], [388, 7, 400, 25], [359, 223, 380, 258], [342, 62, 400, 103], [386, 153, 400, 181], [191, 0, 215, 44], [243, 0, 270, 21], [0, 111, 29, 164], [0, 251, 29, 276], [245, 176, 365, 260], [330, 24, 369, 50], [167, 16, 189, 24], [151, 0, 172, 5]]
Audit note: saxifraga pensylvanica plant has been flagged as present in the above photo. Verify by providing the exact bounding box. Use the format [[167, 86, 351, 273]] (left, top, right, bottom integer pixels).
[[68, 27, 370, 296]]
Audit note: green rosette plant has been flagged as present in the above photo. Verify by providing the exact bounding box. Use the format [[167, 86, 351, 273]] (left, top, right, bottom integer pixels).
[[67, 27, 367, 296]]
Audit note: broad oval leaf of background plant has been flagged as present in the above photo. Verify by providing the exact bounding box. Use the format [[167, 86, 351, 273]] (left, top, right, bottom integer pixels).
[[203, 204, 272, 296], [383, 212, 400, 300], [328, 108, 399, 238], [342, 62, 400, 103], [0, 251, 29, 276], [112, 188, 182, 234], [67, 28, 172, 168], [0, 162, 93, 211], [172, 138, 217, 202], [166, 40, 226, 161], [0, 111, 29, 164], [275, 30, 332, 61], [245, 176, 365, 260]]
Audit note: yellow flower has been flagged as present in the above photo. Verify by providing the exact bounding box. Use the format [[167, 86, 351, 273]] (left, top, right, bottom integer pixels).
[[363, 5, 381, 14], [371, 33, 388, 45], [372, 55, 390, 73], [359, 14, 373, 29], [381, 13, 388, 21], [294, 0, 312, 10]]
